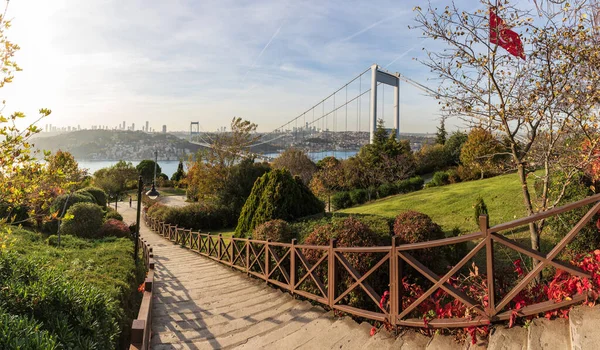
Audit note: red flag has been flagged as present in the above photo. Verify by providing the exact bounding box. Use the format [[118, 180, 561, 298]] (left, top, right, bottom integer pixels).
[[490, 10, 525, 60]]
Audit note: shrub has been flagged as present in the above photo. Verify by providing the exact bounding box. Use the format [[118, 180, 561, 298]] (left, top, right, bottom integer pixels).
[[252, 219, 294, 242], [0, 204, 29, 225], [303, 217, 385, 309], [349, 188, 368, 205], [60, 203, 105, 238], [78, 187, 108, 207], [149, 203, 234, 231], [430, 171, 450, 187], [0, 310, 58, 349], [235, 168, 325, 237], [98, 219, 131, 238], [0, 253, 121, 348], [396, 176, 424, 194], [473, 196, 489, 225], [445, 227, 469, 267], [105, 208, 124, 221], [377, 183, 396, 198], [45, 193, 96, 234], [446, 168, 461, 184], [331, 191, 352, 210], [393, 210, 446, 272], [457, 164, 479, 181], [46, 235, 94, 249]]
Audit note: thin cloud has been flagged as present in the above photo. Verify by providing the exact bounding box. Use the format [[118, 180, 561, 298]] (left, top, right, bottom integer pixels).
[[242, 24, 283, 82], [337, 12, 406, 43]]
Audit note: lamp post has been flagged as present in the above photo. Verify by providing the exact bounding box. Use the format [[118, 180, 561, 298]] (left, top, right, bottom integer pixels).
[[153, 150, 158, 185], [134, 176, 159, 262]]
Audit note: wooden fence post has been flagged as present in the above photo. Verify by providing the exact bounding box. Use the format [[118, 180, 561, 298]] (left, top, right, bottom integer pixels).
[[246, 238, 250, 276], [218, 234, 223, 261], [389, 236, 399, 326], [328, 238, 337, 308], [290, 239, 296, 294], [265, 239, 271, 281], [480, 214, 495, 317]]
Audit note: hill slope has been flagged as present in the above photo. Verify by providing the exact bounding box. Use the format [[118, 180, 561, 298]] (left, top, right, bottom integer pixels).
[[340, 172, 528, 234]]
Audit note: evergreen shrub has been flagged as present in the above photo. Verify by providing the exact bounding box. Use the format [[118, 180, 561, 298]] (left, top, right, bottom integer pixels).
[[331, 191, 352, 210], [393, 210, 446, 271], [396, 176, 424, 194], [377, 183, 396, 198], [60, 203, 105, 239], [349, 188, 368, 205], [78, 187, 108, 207], [0, 310, 58, 349], [235, 169, 324, 237], [105, 208, 123, 221]]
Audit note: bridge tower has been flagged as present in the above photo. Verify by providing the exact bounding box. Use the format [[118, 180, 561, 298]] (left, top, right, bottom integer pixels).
[[369, 64, 400, 143], [190, 122, 200, 136]]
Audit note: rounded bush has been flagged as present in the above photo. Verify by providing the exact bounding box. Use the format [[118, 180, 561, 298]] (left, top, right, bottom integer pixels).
[[393, 210, 445, 271], [377, 183, 396, 198], [396, 176, 424, 194], [98, 219, 131, 238], [252, 219, 294, 242], [431, 171, 450, 187], [303, 217, 384, 309], [331, 191, 352, 210], [349, 189, 368, 205], [50, 193, 94, 216], [79, 187, 108, 207], [105, 208, 124, 221], [60, 203, 105, 238], [393, 210, 444, 243]]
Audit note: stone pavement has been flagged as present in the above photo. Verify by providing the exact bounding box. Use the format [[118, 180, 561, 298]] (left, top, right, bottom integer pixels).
[[118, 201, 600, 349]]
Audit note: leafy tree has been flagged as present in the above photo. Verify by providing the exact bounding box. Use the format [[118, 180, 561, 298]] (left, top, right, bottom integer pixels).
[[436, 117, 447, 145], [136, 159, 161, 184], [459, 127, 505, 179], [413, 1, 600, 252], [171, 160, 186, 182], [415, 144, 448, 175], [444, 131, 468, 166], [235, 168, 324, 237], [310, 156, 343, 210], [271, 148, 317, 185], [94, 161, 138, 209], [0, 4, 52, 226], [215, 158, 270, 217]]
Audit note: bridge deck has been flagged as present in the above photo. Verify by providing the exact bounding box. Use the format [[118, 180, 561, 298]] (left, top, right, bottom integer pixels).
[[118, 203, 431, 349]]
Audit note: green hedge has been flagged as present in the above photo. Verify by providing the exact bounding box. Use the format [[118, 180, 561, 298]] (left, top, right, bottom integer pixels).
[[0, 309, 58, 349], [61, 203, 105, 239], [147, 203, 235, 231]]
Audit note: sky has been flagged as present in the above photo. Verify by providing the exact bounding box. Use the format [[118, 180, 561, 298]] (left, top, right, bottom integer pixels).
[[2, 0, 478, 133]]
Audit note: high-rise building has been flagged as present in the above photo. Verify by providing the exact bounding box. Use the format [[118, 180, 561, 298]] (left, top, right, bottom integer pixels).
[[131, 123, 135, 131], [145, 121, 149, 132], [162, 125, 167, 133]]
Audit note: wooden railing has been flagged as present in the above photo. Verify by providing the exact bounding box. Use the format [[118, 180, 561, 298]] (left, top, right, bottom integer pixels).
[[142, 193, 600, 328], [129, 235, 155, 350]]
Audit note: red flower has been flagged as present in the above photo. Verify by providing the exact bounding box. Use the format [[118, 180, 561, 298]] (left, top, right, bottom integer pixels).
[[513, 259, 524, 277], [370, 326, 377, 336], [137, 283, 145, 293]]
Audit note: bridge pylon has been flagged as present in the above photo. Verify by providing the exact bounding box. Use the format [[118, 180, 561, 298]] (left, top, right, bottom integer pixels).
[[369, 64, 400, 143]]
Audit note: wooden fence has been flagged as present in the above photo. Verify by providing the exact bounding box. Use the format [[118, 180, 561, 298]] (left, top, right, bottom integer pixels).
[[129, 235, 155, 350], [143, 193, 600, 329]]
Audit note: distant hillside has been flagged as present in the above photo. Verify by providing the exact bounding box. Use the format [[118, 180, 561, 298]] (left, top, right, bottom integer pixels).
[[32, 130, 205, 161]]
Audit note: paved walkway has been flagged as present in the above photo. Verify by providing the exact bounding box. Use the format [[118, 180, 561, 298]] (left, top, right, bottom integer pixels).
[[117, 202, 600, 350], [117, 202, 425, 349]]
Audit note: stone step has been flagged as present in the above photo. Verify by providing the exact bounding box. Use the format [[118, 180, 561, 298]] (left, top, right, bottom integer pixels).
[[427, 333, 461, 350], [394, 330, 430, 349], [262, 311, 337, 349], [294, 317, 362, 349], [235, 302, 326, 349], [527, 317, 570, 350], [152, 290, 292, 331], [488, 325, 527, 350], [330, 321, 374, 350], [569, 305, 600, 350], [359, 327, 396, 349], [152, 298, 315, 349], [151, 293, 301, 345]]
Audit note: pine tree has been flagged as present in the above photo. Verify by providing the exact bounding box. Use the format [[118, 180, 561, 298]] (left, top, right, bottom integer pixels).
[[436, 118, 447, 145]]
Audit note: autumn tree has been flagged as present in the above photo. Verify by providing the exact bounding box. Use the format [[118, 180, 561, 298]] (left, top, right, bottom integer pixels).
[[413, 1, 600, 252], [459, 127, 505, 179], [310, 156, 343, 211], [271, 148, 317, 185], [0, 2, 52, 225], [185, 118, 260, 202]]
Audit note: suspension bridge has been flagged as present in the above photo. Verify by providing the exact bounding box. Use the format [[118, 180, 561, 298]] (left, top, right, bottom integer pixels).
[[186, 64, 436, 162]]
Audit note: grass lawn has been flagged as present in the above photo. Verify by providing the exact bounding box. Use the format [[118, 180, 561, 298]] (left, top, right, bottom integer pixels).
[[157, 187, 186, 196], [340, 172, 529, 234]]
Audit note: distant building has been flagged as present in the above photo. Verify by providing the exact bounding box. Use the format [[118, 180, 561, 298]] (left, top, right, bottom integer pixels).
[[145, 121, 149, 132], [162, 125, 167, 133], [131, 123, 135, 131]]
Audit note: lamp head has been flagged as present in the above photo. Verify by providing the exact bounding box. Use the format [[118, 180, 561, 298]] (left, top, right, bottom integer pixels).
[[146, 183, 160, 200]]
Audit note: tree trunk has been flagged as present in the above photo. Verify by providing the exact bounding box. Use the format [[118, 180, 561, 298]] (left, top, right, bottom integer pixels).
[[115, 198, 118, 211]]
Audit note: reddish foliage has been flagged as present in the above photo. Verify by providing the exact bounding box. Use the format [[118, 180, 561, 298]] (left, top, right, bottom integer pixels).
[[98, 219, 131, 238]]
